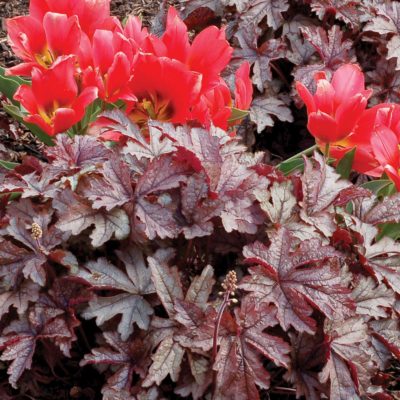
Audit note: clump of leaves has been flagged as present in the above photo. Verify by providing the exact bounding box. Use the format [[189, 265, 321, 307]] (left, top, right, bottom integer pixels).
[[0, 116, 399, 399]]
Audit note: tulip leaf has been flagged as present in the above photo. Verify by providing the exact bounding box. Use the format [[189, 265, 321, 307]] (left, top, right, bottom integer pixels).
[[228, 107, 249, 123], [0, 160, 19, 170], [0, 67, 29, 105], [335, 148, 356, 179], [2, 103, 54, 146], [361, 179, 393, 195], [376, 222, 400, 241], [278, 157, 304, 175]]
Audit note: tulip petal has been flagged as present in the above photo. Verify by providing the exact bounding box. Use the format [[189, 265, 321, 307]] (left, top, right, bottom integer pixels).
[[6, 16, 46, 60], [314, 79, 335, 115], [43, 12, 81, 57], [384, 165, 400, 191], [371, 126, 400, 169], [162, 7, 190, 62], [105, 52, 133, 102], [188, 26, 233, 91], [24, 114, 54, 136], [331, 64, 366, 105], [234, 62, 253, 110], [72, 87, 99, 117], [307, 111, 339, 143], [53, 108, 77, 134], [31, 56, 78, 109], [296, 81, 316, 114], [14, 85, 39, 114], [335, 93, 368, 137]]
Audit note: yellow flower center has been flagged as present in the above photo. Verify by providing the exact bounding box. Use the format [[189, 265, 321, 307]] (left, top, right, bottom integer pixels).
[[129, 92, 174, 126]]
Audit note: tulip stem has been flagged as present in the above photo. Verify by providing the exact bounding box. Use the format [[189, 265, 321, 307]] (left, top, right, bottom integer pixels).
[[324, 143, 330, 159], [278, 144, 318, 166]]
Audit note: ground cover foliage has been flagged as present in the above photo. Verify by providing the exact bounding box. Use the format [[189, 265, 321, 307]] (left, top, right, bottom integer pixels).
[[0, 118, 399, 399], [0, 0, 400, 399]]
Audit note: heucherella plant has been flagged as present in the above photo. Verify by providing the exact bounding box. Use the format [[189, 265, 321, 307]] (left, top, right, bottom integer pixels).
[[0, 1, 399, 399], [3, 0, 252, 139]]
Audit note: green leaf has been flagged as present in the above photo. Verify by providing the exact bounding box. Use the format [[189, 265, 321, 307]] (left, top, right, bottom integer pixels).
[[361, 179, 394, 195], [278, 158, 305, 175], [0, 67, 29, 105], [376, 222, 400, 241], [335, 148, 355, 179], [0, 160, 19, 170], [228, 107, 249, 123]]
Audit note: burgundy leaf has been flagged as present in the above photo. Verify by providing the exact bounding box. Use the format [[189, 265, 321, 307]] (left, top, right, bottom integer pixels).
[[301, 152, 352, 236], [82, 156, 134, 210], [295, 25, 355, 90], [371, 318, 400, 359], [321, 317, 372, 400], [73, 252, 154, 338], [241, 228, 353, 333], [45, 134, 111, 176], [185, 264, 215, 309], [364, 2, 400, 69], [239, 0, 289, 30], [81, 331, 151, 393], [125, 125, 176, 161], [214, 298, 290, 399], [284, 332, 328, 400], [310, 0, 366, 29], [234, 24, 287, 91], [352, 276, 395, 318], [250, 95, 293, 133], [148, 248, 183, 317], [54, 189, 130, 247], [143, 336, 185, 386]]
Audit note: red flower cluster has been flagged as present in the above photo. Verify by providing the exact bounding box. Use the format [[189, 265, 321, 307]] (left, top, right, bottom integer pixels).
[[7, 0, 252, 136], [297, 64, 400, 190]]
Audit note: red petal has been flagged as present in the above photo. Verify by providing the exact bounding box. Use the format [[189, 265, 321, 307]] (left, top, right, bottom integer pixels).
[[92, 30, 115, 74], [43, 12, 81, 57], [53, 108, 77, 133], [384, 165, 400, 191], [335, 93, 368, 137], [6, 62, 39, 77], [188, 25, 233, 92], [162, 6, 190, 62], [104, 52, 134, 102], [234, 62, 253, 110], [307, 111, 339, 143], [14, 85, 39, 114], [371, 126, 400, 169], [296, 81, 316, 113], [24, 114, 54, 136], [314, 79, 335, 115], [129, 55, 201, 123], [72, 86, 98, 116], [31, 56, 78, 109], [331, 64, 367, 105], [6, 16, 46, 60]]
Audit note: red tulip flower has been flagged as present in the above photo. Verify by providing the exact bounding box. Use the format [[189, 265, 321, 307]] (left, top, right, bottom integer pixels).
[[371, 122, 400, 190], [14, 56, 98, 136], [28, 0, 118, 38], [6, 12, 82, 76], [128, 54, 202, 125], [82, 30, 136, 103], [191, 62, 253, 130], [296, 64, 372, 144], [161, 7, 233, 94], [330, 104, 400, 179]]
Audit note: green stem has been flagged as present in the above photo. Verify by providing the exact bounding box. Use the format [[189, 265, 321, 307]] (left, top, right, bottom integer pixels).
[[277, 144, 318, 167], [324, 142, 330, 159]]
